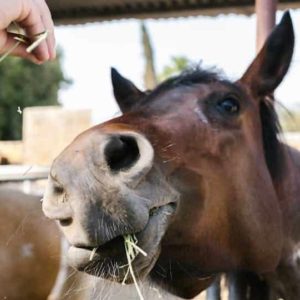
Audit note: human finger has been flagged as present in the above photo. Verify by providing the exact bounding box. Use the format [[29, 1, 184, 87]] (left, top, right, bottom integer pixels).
[[0, 32, 42, 64], [16, 0, 49, 61], [33, 0, 56, 60], [35, 0, 56, 59]]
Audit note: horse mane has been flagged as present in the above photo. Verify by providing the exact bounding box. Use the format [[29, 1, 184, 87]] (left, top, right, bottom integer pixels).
[[142, 66, 284, 181], [259, 96, 283, 181], [145, 66, 223, 101]]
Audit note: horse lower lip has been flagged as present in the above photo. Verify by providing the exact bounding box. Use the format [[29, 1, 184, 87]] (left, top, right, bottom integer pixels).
[[68, 241, 124, 270], [68, 246, 93, 270]]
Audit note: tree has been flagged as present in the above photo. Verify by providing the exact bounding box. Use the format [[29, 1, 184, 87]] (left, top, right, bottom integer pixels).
[[141, 22, 157, 89], [139, 23, 192, 88], [159, 56, 191, 82], [0, 50, 70, 140]]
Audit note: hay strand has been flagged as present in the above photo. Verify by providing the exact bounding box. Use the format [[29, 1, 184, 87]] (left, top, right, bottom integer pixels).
[[0, 23, 49, 63], [122, 235, 147, 300], [0, 41, 21, 63], [88, 235, 147, 300], [26, 31, 48, 53], [89, 247, 98, 261]]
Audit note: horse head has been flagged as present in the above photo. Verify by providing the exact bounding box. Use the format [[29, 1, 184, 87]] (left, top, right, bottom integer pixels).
[[43, 12, 294, 298]]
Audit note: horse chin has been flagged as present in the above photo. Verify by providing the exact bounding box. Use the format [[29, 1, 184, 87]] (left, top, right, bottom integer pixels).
[[67, 202, 176, 282]]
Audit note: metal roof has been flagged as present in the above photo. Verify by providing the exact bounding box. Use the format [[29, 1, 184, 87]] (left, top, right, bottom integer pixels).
[[47, 0, 300, 25]]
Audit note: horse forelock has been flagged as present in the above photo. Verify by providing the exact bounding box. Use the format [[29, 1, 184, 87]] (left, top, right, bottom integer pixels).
[[141, 66, 225, 103]]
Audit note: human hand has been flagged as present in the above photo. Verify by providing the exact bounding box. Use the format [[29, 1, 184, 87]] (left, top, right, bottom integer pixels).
[[0, 0, 56, 64]]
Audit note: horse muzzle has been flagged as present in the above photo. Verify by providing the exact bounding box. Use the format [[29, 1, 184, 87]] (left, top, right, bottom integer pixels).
[[42, 129, 178, 280]]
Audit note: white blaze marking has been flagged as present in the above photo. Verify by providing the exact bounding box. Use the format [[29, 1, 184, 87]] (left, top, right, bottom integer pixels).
[[194, 107, 208, 124]]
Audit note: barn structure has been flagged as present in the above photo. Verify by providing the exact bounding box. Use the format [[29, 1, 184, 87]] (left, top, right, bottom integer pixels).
[[47, 0, 299, 51], [1, 1, 299, 300]]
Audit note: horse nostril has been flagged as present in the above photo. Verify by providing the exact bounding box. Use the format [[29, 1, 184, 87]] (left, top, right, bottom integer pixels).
[[104, 135, 140, 172], [59, 218, 72, 227], [53, 183, 64, 194]]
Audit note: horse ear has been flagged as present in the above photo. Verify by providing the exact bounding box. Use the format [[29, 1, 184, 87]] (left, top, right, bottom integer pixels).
[[111, 68, 145, 113], [240, 11, 294, 96]]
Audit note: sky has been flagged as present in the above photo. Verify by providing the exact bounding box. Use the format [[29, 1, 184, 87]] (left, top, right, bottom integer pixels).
[[54, 9, 300, 124]]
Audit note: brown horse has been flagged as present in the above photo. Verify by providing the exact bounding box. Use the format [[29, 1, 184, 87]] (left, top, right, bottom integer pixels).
[[0, 187, 61, 299], [0, 186, 92, 300], [42, 12, 300, 299]]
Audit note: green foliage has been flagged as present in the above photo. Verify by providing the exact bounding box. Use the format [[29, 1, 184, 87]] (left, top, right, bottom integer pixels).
[[159, 56, 191, 82], [0, 51, 70, 140]]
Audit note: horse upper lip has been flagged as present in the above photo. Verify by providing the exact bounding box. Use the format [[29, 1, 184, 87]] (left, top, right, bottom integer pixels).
[[71, 203, 177, 256]]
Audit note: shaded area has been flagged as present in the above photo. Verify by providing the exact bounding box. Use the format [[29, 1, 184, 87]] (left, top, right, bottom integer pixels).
[[47, 0, 300, 25]]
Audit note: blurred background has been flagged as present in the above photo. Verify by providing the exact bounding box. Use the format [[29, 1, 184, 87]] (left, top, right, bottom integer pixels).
[[0, 1, 300, 299], [0, 2, 300, 168]]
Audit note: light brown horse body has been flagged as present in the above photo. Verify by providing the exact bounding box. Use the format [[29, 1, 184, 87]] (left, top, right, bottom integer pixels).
[[43, 12, 300, 299], [0, 187, 61, 299]]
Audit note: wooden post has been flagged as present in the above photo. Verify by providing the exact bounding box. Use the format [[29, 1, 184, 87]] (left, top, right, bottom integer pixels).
[[255, 0, 277, 52]]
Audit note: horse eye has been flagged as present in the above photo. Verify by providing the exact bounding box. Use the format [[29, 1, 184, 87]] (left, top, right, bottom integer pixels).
[[217, 97, 240, 115]]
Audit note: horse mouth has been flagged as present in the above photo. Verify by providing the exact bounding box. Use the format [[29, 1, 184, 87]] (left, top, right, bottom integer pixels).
[[67, 202, 177, 282]]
